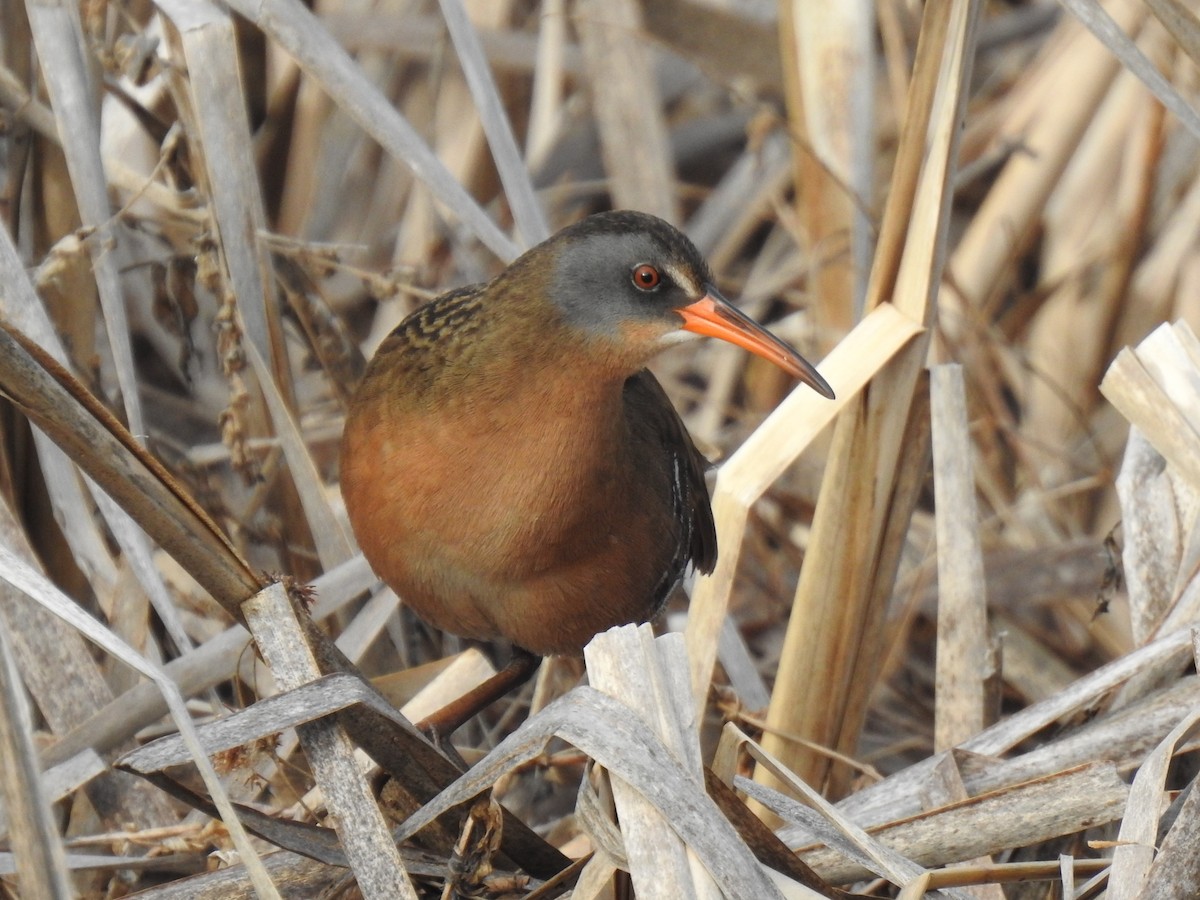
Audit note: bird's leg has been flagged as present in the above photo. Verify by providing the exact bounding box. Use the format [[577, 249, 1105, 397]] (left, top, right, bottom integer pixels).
[[415, 647, 542, 740]]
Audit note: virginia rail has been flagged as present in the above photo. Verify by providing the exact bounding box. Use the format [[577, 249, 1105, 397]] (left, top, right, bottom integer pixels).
[[341, 211, 833, 734]]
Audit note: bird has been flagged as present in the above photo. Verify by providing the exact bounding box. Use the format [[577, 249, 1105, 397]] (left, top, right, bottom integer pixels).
[[341, 210, 834, 734]]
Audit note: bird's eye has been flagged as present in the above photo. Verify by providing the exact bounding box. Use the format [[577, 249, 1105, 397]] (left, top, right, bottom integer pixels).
[[631, 264, 662, 291]]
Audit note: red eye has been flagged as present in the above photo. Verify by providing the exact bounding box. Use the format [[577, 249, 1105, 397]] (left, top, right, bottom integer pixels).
[[632, 264, 661, 291]]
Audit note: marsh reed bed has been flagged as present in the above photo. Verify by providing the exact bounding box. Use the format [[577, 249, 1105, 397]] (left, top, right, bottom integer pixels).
[[0, 0, 1198, 896]]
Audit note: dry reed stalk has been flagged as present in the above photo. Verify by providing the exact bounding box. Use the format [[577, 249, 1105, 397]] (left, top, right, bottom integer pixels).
[[585, 627, 724, 899], [27, 2, 144, 436], [1115, 157, 1200, 349], [160, 2, 291, 392], [387, 0, 525, 321], [438, 0, 548, 244], [0, 619, 71, 898], [1140, 766, 1200, 897], [930, 364, 992, 750], [225, 0, 518, 258], [243, 583, 419, 899], [755, 0, 978, 798], [1102, 324, 1200, 733], [788, 760, 1128, 884], [1108, 702, 1200, 898], [575, 0, 677, 222], [778, 0, 874, 335], [1021, 57, 1161, 504], [947, 0, 1144, 326], [685, 302, 922, 705]]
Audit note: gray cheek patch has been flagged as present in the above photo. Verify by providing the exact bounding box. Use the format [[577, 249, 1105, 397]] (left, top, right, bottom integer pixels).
[[552, 232, 659, 335]]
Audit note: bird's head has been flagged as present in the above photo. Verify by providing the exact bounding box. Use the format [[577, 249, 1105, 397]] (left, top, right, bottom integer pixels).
[[505, 210, 834, 398]]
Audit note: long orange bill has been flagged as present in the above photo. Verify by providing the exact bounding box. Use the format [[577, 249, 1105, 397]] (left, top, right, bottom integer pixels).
[[677, 285, 835, 399]]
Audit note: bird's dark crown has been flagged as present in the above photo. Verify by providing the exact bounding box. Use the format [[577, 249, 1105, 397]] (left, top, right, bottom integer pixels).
[[551, 210, 712, 280]]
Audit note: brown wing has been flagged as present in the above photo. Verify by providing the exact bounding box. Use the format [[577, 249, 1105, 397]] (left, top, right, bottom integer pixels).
[[623, 370, 718, 584]]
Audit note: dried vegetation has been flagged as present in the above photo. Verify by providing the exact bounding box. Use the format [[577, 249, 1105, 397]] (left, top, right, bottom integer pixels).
[[0, 0, 1199, 897]]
